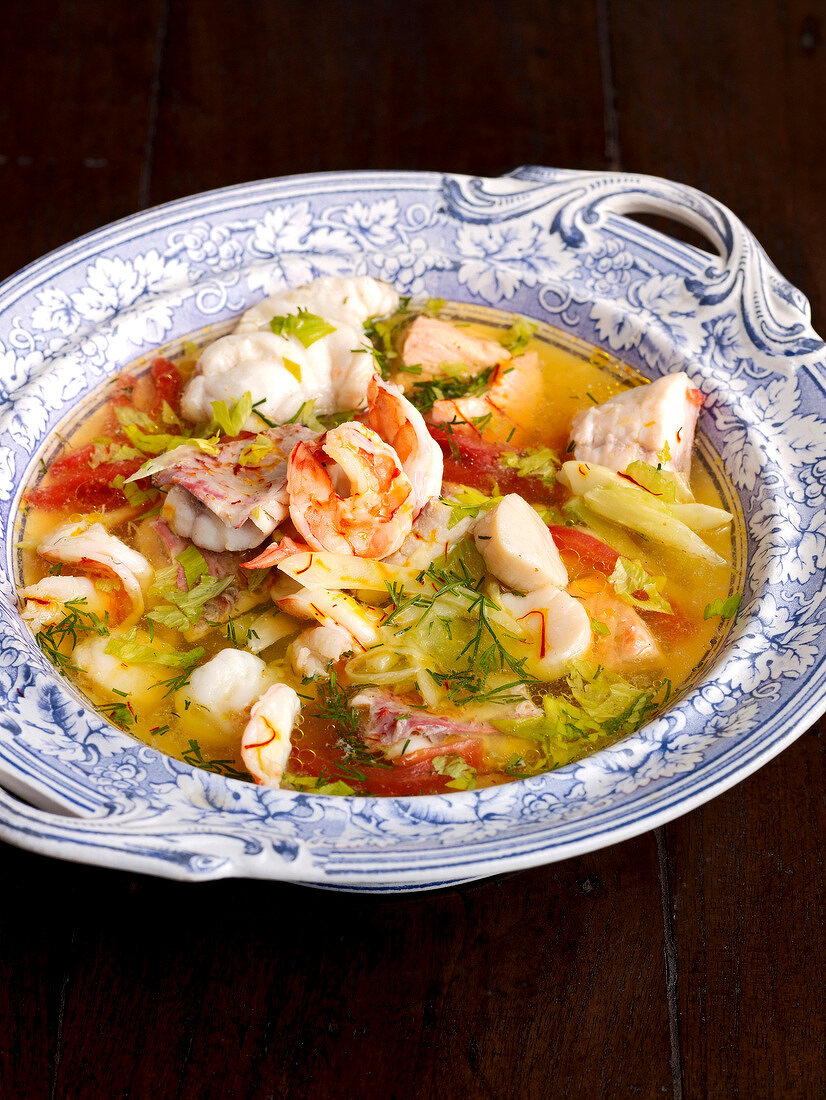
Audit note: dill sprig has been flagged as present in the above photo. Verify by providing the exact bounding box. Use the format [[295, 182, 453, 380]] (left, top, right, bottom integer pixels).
[[35, 598, 110, 676], [313, 668, 391, 769], [182, 739, 248, 780], [408, 365, 495, 413]]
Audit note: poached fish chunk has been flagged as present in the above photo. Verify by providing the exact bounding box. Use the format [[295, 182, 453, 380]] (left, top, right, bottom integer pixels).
[[399, 315, 509, 377], [473, 494, 568, 592], [351, 688, 497, 759], [569, 372, 704, 478], [181, 277, 399, 426]]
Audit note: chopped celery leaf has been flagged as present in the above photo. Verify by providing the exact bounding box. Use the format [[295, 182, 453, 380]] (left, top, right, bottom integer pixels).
[[105, 629, 204, 668], [431, 754, 477, 790], [269, 309, 335, 348], [147, 574, 233, 631], [494, 661, 668, 770], [239, 434, 277, 466], [704, 594, 741, 620], [501, 446, 559, 487], [445, 484, 503, 526], [609, 557, 673, 615], [622, 460, 678, 502], [209, 392, 253, 437], [500, 318, 537, 354], [176, 546, 209, 588]]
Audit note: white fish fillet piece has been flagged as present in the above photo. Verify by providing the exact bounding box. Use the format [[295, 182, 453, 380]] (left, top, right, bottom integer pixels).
[[570, 372, 703, 477]]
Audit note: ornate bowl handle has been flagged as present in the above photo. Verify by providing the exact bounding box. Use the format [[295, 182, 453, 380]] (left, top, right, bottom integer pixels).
[[0, 783, 297, 880], [443, 167, 821, 359]]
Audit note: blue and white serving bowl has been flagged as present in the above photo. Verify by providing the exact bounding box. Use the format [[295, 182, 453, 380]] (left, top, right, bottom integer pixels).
[[0, 167, 824, 891]]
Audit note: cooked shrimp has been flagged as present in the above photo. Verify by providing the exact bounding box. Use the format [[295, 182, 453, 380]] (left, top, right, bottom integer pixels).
[[578, 588, 663, 669], [38, 519, 153, 626], [241, 683, 301, 788], [289, 623, 355, 679], [366, 376, 443, 513], [288, 422, 415, 558]]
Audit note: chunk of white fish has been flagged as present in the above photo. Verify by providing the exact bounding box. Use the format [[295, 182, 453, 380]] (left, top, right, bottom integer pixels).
[[236, 276, 399, 334], [500, 585, 591, 680], [149, 424, 318, 551], [162, 486, 270, 553], [351, 687, 497, 758], [570, 372, 703, 478], [384, 498, 474, 571], [473, 494, 568, 592], [241, 683, 302, 788], [73, 635, 166, 709], [399, 315, 509, 376], [177, 649, 275, 735], [182, 276, 399, 426]]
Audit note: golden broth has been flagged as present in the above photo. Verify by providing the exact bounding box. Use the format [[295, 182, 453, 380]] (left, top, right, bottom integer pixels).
[[16, 304, 742, 792]]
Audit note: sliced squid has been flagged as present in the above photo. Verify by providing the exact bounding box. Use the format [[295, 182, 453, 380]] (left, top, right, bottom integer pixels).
[[384, 498, 475, 570]]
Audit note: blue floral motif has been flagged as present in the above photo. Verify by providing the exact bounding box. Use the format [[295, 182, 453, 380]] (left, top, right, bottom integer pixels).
[[0, 168, 824, 889]]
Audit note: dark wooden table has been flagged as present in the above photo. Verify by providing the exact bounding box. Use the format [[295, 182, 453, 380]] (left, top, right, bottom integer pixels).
[[2, 2, 825, 1096]]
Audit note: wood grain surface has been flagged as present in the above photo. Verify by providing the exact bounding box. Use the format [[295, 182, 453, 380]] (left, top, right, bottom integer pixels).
[[0, 2, 824, 1097]]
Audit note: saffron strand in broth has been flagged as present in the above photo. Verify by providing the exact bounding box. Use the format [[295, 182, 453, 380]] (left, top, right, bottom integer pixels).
[[17, 277, 739, 796]]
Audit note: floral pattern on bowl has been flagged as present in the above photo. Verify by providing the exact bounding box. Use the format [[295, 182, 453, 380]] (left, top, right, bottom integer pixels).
[[0, 167, 824, 891]]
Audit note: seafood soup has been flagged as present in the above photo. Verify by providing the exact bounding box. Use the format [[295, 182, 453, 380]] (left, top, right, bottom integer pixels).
[[16, 277, 741, 796]]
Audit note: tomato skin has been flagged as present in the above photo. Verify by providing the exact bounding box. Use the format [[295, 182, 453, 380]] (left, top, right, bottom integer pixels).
[[149, 357, 184, 416], [25, 443, 145, 510], [428, 425, 557, 503], [27, 358, 184, 511], [548, 525, 620, 575]]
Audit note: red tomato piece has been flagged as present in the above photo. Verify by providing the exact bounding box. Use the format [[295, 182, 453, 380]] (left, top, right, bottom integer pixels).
[[26, 443, 145, 510], [149, 357, 184, 416], [428, 425, 557, 503], [548, 525, 620, 575]]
